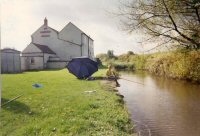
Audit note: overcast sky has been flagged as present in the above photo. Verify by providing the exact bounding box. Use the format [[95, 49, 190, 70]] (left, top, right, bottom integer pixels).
[[1, 0, 148, 55]]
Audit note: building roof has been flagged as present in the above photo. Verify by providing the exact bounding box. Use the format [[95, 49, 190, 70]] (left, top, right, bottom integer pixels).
[[1, 48, 21, 53], [49, 26, 59, 33], [32, 43, 56, 54]]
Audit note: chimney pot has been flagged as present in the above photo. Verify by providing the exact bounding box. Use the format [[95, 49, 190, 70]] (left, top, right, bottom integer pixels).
[[44, 17, 48, 26]]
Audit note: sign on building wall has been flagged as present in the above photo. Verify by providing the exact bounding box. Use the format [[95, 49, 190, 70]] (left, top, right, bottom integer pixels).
[[40, 27, 51, 37]]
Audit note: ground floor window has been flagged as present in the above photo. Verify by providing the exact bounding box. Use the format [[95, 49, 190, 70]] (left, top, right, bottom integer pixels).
[[30, 57, 35, 64]]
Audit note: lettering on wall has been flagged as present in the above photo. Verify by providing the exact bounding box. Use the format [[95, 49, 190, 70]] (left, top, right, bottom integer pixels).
[[40, 30, 51, 33], [41, 27, 51, 37], [41, 35, 50, 37]]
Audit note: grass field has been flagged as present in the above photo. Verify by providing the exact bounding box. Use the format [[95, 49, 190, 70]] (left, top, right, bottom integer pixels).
[[0, 69, 134, 136]]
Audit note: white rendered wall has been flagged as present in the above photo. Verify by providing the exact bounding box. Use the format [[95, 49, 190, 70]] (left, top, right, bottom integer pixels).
[[28, 57, 43, 70], [81, 34, 89, 57], [31, 25, 58, 46], [44, 53, 56, 68], [89, 39, 94, 58], [59, 22, 82, 45], [31, 25, 82, 61], [21, 57, 27, 71], [21, 52, 44, 70], [23, 43, 42, 53], [47, 62, 67, 69], [26, 22, 94, 64], [55, 40, 81, 60], [29, 57, 43, 70]]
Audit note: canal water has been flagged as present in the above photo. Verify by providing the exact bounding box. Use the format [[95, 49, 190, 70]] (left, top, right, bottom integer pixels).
[[117, 71, 200, 136]]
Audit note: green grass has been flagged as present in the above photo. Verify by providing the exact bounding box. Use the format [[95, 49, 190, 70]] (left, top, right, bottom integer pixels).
[[0, 69, 134, 136]]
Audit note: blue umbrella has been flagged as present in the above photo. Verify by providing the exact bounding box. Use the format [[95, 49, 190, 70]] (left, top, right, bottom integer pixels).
[[67, 57, 98, 79]]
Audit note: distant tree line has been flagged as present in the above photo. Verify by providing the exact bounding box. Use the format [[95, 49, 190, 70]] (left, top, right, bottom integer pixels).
[[107, 50, 115, 58]]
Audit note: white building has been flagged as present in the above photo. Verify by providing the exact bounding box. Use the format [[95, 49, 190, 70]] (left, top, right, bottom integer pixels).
[[21, 18, 94, 70]]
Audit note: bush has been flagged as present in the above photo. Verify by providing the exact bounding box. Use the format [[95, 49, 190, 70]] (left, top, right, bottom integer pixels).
[[97, 49, 200, 82], [145, 50, 200, 82]]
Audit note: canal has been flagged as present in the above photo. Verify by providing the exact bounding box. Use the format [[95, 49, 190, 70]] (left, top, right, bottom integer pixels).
[[117, 71, 200, 136]]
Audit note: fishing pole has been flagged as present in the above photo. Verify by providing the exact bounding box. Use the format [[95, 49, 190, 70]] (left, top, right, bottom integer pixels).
[[120, 77, 145, 85], [119, 77, 157, 89]]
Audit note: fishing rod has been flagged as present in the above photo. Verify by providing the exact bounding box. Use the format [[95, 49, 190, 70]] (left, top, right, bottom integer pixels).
[[119, 77, 157, 89], [120, 77, 145, 85]]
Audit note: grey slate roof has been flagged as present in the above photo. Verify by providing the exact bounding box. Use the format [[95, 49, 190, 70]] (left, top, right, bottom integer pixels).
[[32, 43, 56, 54]]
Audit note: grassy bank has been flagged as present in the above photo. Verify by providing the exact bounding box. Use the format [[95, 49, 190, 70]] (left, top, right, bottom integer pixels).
[[0, 70, 134, 136], [97, 49, 200, 82]]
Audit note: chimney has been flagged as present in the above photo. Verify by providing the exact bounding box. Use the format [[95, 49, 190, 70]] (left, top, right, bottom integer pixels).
[[44, 17, 48, 26]]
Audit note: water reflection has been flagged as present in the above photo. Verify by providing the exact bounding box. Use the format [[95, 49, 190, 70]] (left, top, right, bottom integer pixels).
[[118, 71, 200, 136]]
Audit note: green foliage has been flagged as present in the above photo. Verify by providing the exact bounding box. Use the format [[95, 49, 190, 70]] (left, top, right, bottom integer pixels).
[[97, 52, 148, 71], [112, 63, 135, 71], [1, 70, 135, 136], [127, 51, 135, 55], [98, 49, 200, 82], [145, 50, 200, 82], [119, 0, 200, 49], [96, 53, 112, 63]]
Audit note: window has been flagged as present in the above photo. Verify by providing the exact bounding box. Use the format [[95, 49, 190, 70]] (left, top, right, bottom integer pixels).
[[30, 58, 35, 64]]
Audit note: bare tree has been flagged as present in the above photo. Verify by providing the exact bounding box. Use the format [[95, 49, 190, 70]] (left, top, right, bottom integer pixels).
[[118, 0, 200, 49]]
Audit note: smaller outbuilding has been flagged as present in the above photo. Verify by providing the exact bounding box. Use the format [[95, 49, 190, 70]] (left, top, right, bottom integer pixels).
[[1, 48, 21, 73]]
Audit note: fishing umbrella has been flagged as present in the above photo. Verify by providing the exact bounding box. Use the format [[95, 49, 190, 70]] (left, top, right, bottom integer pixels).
[[67, 57, 98, 79]]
